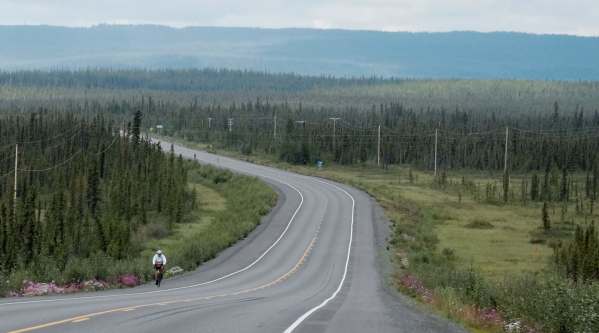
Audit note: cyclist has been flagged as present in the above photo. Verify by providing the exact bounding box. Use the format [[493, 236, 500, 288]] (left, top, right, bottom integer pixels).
[[152, 249, 167, 287]]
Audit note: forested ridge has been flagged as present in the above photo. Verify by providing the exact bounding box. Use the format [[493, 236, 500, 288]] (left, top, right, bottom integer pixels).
[[2, 69, 599, 111], [1, 25, 598, 80], [0, 69, 372, 92]]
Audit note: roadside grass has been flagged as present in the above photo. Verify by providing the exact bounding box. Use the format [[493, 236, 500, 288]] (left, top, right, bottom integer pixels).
[[158, 164, 276, 279], [148, 164, 277, 275], [166, 137, 599, 332], [275, 164, 594, 280], [398, 186, 555, 279], [142, 182, 225, 263]]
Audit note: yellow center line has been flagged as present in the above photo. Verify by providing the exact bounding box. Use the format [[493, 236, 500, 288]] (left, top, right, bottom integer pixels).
[[9, 237, 317, 333], [70, 317, 90, 323]]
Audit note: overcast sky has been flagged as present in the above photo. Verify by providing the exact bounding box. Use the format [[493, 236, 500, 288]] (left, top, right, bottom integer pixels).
[[2, 0, 598, 36]]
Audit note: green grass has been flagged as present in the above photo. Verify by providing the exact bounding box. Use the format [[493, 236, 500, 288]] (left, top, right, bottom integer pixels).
[[279, 164, 595, 280], [402, 188, 554, 279], [143, 182, 226, 261]]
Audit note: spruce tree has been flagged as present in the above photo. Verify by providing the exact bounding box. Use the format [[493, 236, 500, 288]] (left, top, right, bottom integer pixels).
[[131, 109, 143, 145], [87, 162, 101, 219], [560, 167, 569, 202], [531, 173, 539, 201], [503, 171, 510, 203], [542, 202, 551, 231]]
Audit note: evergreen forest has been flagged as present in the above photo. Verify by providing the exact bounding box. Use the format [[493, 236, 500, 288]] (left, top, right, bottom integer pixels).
[[0, 110, 190, 286]]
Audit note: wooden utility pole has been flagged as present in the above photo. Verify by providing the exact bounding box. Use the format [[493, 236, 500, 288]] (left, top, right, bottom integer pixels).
[[13, 144, 18, 213], [434, 129, 438, 177], [504, 126, 509, 174], [329, 118, 341, 149], [377, 125, 381, 167]]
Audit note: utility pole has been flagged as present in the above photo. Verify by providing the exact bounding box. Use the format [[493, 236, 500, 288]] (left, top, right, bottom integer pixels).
[[329, 117, 341, 150], [13, 144, 18, 213], [434, 128, 438, 177], [273, 115, 277, 140], [208, 117, 212, 129], [295, 121, 306, 147], [504, 126, 509, 174], [377, 125, 381, 167], [228, 118, 233, 133]]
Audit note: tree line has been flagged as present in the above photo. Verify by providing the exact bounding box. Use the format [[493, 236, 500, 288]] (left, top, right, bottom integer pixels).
[[157, 100, 599, 173]]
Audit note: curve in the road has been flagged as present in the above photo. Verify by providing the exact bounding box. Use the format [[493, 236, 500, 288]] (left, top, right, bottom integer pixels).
[[283, 179, 355, 333], [1, 140, 467, 333]]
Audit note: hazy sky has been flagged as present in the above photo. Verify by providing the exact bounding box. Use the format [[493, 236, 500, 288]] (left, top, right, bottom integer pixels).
[[2, 0, 598, 36]]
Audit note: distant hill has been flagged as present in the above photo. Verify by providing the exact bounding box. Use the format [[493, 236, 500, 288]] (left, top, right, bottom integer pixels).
[[0, 25, 597, 80]]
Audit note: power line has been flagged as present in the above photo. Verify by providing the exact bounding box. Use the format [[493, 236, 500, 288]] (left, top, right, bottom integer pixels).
[[0, 124, 82, 148], [18, 149, 83, 173], [0, 168, 14, 180], [0, 125, 82, 157], [13, 129, 120, 173], [512, 126, 599, 134], [20, 128, 82, 153], [94, 136, 120, 155]]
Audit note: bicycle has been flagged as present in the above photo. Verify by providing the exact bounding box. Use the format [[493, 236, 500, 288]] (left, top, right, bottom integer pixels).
[[154, 263, 164, 287]]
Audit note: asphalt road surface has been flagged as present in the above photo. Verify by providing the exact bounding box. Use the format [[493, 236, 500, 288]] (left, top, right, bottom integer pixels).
[[0, 140, 466, 333]]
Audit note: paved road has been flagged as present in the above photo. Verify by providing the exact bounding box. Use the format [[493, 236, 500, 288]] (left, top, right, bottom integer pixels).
[[0, 140, 465, 333]]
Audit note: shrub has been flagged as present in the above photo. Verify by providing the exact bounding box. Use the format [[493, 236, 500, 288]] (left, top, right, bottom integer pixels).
[[554, 222, 599, 283], [63, 257, 94, 282], [144, 222, 170, 239], [465, 219, 495, 229], [4, 270, 32, 295], [442, 248, 456, 261], [30, 255, 63, 284], [542, 202, 551, 231], [497, 275, 599, 333]]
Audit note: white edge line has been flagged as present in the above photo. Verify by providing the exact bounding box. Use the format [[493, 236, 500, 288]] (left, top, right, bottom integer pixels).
[[283, 179, 355, 333], [0, 143, 305, 307]]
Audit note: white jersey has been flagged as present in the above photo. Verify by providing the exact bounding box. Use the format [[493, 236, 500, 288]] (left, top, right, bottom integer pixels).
[[152, 254, 167, 265]]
